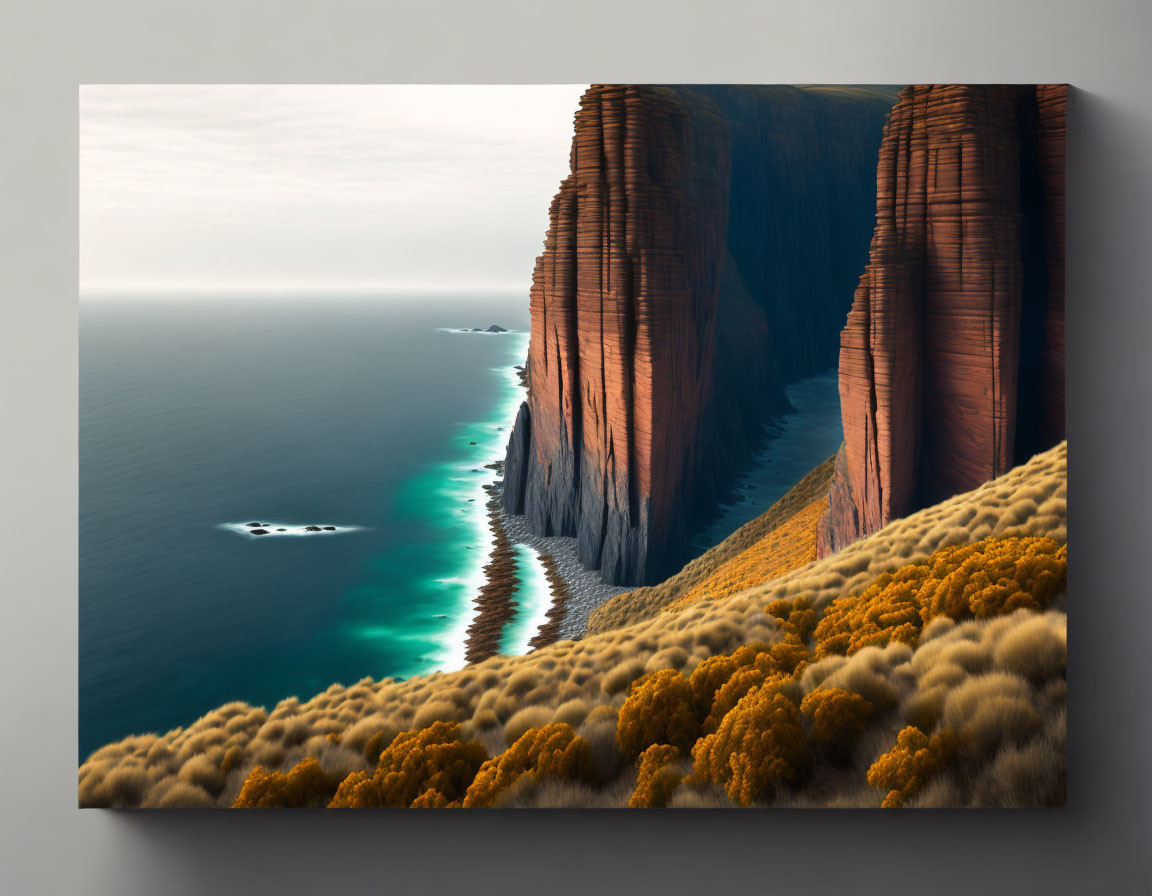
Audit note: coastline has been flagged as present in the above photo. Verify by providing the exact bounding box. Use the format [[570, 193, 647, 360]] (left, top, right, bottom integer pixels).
[[463, 474, 629, 659], [458, 334, 628, 660], [462, 483, 521, 663], [494, 480, 629, 642]]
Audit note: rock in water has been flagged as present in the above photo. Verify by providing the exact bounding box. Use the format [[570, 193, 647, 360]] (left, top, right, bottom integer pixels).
[[251, 529, 269, 535], [501, 84, 896, 585], [817, 85, 1067, 558], [485, 324, 508, 333]]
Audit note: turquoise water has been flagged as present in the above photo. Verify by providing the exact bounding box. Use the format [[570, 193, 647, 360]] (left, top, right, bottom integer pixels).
[[80, 293, 546, 759]]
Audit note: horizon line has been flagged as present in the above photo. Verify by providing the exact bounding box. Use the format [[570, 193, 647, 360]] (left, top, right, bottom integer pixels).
[[79, 281, 531, 297]]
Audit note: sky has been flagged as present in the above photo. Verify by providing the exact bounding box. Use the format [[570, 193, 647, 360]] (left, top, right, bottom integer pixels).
[[80, 85, 587, 295]]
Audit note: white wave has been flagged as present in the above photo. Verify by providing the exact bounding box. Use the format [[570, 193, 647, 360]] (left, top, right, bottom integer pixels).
[[434, 332, 530, 673], [504, 544, 554, 656], [219, 522, 364, 537]]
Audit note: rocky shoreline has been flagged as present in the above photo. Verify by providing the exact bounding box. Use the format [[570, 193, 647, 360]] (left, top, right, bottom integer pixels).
[[462, 483, 520, 664], [494, 482, 629, 643], [463, 476, 628, 659]]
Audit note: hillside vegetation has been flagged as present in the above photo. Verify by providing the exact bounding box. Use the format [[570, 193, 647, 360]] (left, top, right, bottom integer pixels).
[[79, 443, 1066, 808], [587, 455, 837, 633]]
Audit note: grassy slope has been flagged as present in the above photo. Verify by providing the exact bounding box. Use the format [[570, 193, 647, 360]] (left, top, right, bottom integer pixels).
[[78, 443, 1066, 808], [587, 454, 837, 634], [673, 495, 828, 609]]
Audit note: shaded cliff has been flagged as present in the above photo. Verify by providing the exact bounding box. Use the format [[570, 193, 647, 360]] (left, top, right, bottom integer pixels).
[[818, 85, 1067, 557], [504, 85, 897, 585]]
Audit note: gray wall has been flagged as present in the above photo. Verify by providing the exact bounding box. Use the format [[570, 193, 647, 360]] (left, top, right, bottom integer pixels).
[[1, 0, 1148, 893]]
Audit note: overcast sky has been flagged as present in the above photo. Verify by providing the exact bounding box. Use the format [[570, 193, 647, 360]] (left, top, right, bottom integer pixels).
[[80, 85, 586, 295]]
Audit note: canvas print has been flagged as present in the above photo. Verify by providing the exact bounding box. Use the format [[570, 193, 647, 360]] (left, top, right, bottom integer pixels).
[[79, 84, 1067, 808]]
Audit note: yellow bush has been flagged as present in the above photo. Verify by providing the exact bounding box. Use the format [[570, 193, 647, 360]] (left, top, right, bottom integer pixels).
[[463, 723, 592, 808], [800, 688, 873, 746], [813, 537, 1066, 659], [233, 758, 344, 808], [616, 669, 700, 759], [687, 642, 770, 715], [689, 681, 811, 806], [628, 744, 682, 809], [766, 595, 818, 644], [328, 721, 487, 809], [698, 641, 809, 734], [918, 538, 1066, 621], [866, 726, 957, 808], [703, 666, 776, 734]]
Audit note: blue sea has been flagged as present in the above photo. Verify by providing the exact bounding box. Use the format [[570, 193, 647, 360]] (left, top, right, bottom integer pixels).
[[79, 292, 550, 759]]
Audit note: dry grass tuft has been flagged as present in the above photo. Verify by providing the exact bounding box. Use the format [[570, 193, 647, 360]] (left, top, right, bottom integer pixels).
[[502, 705, 556, 745], [992, 615, 1066, 683]]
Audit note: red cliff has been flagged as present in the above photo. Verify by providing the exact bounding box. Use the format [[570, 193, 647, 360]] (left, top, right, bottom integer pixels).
[[505, 85, 896, 584], [818, 85, 1067, 557]]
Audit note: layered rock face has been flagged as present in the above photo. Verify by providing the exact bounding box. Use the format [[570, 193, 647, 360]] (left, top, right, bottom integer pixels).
[[817, 85, 1067, 557], [504, 85, 895, 585]]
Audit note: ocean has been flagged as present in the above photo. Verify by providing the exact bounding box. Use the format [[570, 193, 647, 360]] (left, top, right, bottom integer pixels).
[[79, 293, 844, 760], [79, 292, 549, 759]]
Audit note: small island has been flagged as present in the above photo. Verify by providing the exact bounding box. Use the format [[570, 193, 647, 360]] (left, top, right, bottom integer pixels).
[[458, 324, 509, 333]]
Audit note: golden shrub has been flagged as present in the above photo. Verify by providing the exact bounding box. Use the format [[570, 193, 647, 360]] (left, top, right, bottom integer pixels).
[[689, 681, 811, 806], [703, 666, 775, 734], [800, 688, 873, 746], [812, 537, 1066, 659], [699, 641, 809, 733], [463, 723, 592, 808], [233, 757, 344, 808], [687, 643, 769, 715], [628, 744, 682, 809], [767, 638, 812, 677], [766, 596, 818, 644], [918, 538, 1066, 621], [616, 669, 700, 759], [866, 726, 957, 808], [327, 721, 487, 809]]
